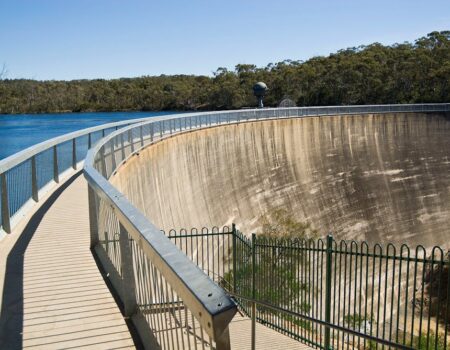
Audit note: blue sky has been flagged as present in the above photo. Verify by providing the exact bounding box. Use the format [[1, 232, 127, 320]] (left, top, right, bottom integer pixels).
[[0, 0, 449, 80]]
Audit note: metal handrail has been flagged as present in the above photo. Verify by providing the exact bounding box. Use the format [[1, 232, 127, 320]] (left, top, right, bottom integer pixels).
[[83, 103, 449, 349], [0, 114, 160, 236], [84, 166, 237, 345], [0, 115, 165, 173]]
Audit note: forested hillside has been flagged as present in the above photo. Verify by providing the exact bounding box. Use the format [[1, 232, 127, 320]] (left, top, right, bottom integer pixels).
[[0, 31, 448, 114]]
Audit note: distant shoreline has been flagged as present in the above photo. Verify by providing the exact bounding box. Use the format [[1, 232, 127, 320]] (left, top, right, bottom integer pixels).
[[1, 31, 448, 115], [0, 106, 219, 116]]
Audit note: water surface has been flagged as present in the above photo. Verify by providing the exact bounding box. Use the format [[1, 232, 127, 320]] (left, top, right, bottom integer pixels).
[[0, 111, 175, 160]]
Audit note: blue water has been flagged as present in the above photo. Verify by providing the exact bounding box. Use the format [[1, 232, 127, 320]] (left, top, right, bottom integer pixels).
[[0, 111, 176, 160]]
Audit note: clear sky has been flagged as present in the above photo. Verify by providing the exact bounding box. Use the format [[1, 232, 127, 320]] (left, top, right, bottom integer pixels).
[[0, 0, 449, 81]]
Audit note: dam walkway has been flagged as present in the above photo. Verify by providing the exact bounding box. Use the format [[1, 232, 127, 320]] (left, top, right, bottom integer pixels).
[[0, 174, 136, 349], [0, 172, 310, 349], [2, 104, 449, 349]]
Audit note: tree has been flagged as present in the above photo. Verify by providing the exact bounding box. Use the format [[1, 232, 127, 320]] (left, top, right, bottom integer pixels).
[[0, 31, 448, 114]]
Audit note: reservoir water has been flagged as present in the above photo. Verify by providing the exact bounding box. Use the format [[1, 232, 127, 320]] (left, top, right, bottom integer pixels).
[[0, 111, 175, 160]]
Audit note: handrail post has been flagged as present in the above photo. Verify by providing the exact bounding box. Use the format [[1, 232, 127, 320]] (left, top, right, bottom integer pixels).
[[120, 133, 125, 161], [232, 223, 237, 294], [111, 139, 117, 171], [100, 146, 107, 178], [53, 145, 59, 183], [1, 173, 11, 233], [88, 133, 92, 148], [139, 125, 144, 147], [251, 233, 256, 350], [324, 234, 334, 350], [87, 185, 99, 249], [215, 327, 231, 350], [129, 129, 135, 153], [31, 156, 38, 202], [119, 222, 137, 317], [72, 138, 77, 170]]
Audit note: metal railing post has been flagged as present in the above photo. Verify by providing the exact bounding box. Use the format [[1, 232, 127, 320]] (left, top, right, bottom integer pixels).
[[251, 233, 256, 350], [324, 234, 334, 350], [87, 185, 99, 249], [232, 223, 237, 294], [72, 139, 77, 170], [100, 146, 107, 178], [53, 145, 59, 183], [1, 173, 11, 233], [88, 133, 92, 149], [111, 140, 117, 171], [129, 130, 134, 153], [215, 327, 231, 350], [120, 133, 125, 161], [139, 125, 144, 147], [119, 222, 137, 317], [31, 156, 38, 202]]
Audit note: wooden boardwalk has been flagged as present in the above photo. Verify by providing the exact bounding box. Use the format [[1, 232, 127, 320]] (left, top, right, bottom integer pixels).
[[0, 174, 136, 349], [0, 173, 312, 349], [229, 314, 312, 350]]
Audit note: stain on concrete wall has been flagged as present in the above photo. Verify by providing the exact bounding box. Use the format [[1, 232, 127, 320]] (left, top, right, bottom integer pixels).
[[111, 113, 450, 247]]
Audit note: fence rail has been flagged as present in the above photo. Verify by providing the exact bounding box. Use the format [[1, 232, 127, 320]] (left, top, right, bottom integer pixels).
[[164, 226, 450, 350], [0, 115, 166, 237], [82, 103, 450, 349], [3, 103, 449, 238]]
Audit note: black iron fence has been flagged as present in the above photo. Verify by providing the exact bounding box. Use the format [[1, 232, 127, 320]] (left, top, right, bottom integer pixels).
[[164, 226, 450, 350]]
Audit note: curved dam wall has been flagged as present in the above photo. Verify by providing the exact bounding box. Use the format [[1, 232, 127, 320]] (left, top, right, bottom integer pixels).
[[111, 112, 450, 247]]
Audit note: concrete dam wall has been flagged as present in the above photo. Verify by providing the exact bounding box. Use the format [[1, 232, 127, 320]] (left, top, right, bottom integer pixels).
[[111, 112, 450, 247]]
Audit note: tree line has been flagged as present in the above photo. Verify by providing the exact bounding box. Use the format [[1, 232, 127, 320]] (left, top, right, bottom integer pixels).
[[0, 31, 448, 114]]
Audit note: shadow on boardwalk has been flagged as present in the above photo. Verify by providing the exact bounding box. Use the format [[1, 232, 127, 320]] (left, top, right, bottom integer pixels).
[[0, 173, 81, 349]]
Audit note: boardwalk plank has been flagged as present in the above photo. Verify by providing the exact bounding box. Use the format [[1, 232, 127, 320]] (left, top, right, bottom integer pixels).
[[20, 175, 136, 349]]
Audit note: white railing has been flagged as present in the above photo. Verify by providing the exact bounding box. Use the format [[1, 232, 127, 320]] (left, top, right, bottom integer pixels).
[[0, 115, 161, 237], [83, 103, 449, 349]]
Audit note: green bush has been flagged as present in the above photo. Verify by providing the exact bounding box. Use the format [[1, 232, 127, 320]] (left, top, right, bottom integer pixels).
[[407, 331, 448, 350]]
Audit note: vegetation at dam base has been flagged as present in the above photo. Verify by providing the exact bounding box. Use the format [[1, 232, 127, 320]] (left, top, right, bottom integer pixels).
[[222, 210, 318, 331], [165, 221, 450, 350], [0, 31, 449, 114]]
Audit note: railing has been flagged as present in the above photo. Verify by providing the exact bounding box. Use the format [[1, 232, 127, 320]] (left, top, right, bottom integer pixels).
[[83, 103, 449, 349], [165, 226, 450, 350], [84, 126, 239, 349], [0, 115, 163, 237]]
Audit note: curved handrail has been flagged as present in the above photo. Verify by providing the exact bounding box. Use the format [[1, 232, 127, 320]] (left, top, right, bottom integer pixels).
[[83, 103, 449, 349], [0, 115, 164, 172], [84, 103, 450, 182], [0, 114, 160, 235]]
